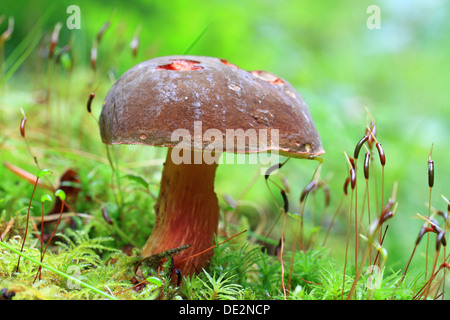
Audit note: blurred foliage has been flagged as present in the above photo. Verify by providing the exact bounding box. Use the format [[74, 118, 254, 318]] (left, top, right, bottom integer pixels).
[[0, 0, 449, 294]]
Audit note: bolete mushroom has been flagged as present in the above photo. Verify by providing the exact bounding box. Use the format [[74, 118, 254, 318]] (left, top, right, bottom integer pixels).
[[99, 55, 324, 277]]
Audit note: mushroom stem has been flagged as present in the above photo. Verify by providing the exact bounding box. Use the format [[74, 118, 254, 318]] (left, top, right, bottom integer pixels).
[[141, 147, 219, 276]]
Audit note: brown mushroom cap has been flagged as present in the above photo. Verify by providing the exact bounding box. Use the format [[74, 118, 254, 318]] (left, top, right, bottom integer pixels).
[[99, 55, 323, 158]]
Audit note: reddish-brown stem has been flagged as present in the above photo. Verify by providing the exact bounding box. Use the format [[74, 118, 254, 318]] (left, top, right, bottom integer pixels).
[[423, 145, 434, 280], [38, 202, 45, 281], [379, 166, 385, 248], [16, 178, 39, 272], [373, 225, 389, 266], [424, 191, 432, 280], [34, 199, 65, 281], [404, 244, 418, 278], [353, 166, 358, 291], [360, 178, 372, 264], [371, 139, 385, 246], [347, 202, 396, 300], [341, 190, 353, 299], [367, 182, 371, 232], [280, 213, 287, 299], [347, 244, 371, 300], [423, 249, 440, 299], [442, 247, 447, 300], [141, 148, 219, 277], [370, 155, 379, 220]]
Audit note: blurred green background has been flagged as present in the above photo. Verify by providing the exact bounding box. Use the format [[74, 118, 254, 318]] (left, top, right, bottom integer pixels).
[[1, 0, 449, 280]]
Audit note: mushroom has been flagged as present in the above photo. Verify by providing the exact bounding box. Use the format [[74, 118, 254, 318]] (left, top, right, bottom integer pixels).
[[99, 55, 324, 277]]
